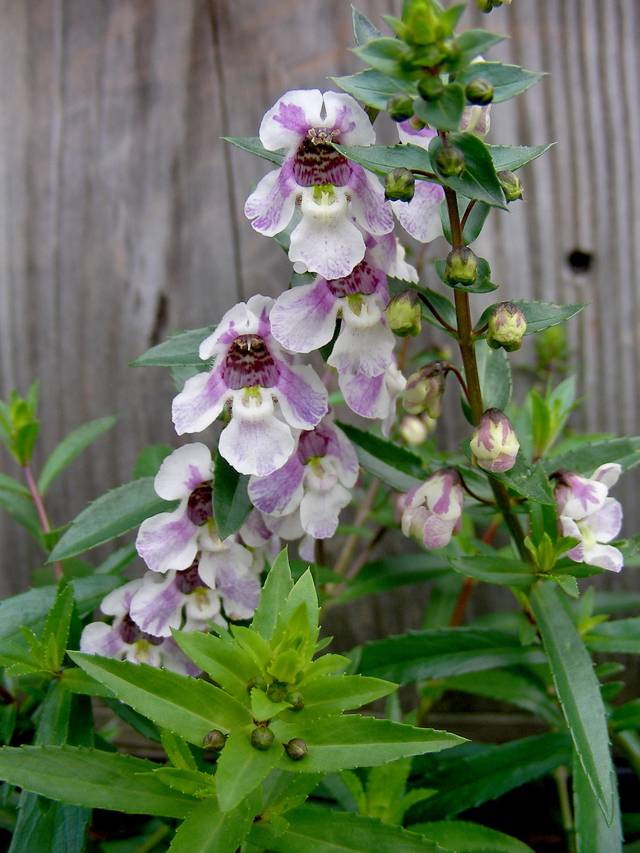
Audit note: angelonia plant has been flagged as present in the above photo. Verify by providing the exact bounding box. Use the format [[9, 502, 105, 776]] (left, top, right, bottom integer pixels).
[[0, 2, 639, 851]]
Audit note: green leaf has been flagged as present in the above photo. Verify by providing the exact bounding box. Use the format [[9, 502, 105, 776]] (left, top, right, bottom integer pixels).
[[440, 197, 491, 246], [334, 553, 449, 605], [475, 339, 511, 410], [151, 767, 216, 798], [131, 326, 214, 367], [49, 477, 177, 562], [280, 569, 319, 634], [456, 29, 506, 62], [414, 83, 465, 132], [488, 143, 555, 172], [0, 745, 194, 817], [161, 730, 197, 771], [337, 422, 423, 492], [60, 667, 113, 698], [37, 417, 116, 495], [478, 300, 585, 336], [70, 653, 252, 745], [357, 628, 545, 683], [431, 132, 507, 209], [169, 795, 258, 853], [250, 803, 444, 853], [413, 820, 533, 852], [299, 675, 396, 716], [272, 716, 464, 774], [353, 37, 412, 78], [0, 471, 29, 496], [224, 135, 285, 166], [333, 69, 415, 110], [494, 457, 555, 505], [215, 729, 283, 812], [41, 581, 75, 671], [573, 748, 622, 853], [334, 142, 435, 177], [449, 555, 536, 588], [352, 7, 383, 46], [0, 486, 42, 541], [133, 444, 173, 479], [459, 61, 544, 103], [173, 631, 258, 702], [585, 618, 640, 654], [530, 581, 615, 823], [213, 453, 252, 540], [252, 549, 294, 640], [546, 438, 640, 475]]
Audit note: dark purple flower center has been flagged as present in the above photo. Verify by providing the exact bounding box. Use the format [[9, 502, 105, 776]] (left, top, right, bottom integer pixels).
[[175, 559, 205, 594], [119, 613, 163, 646], [222, 335, 279, 390], [187, 484, 213, 526], [292, 131, 351, 188], [326, 259, 383, 298], [298, 427, 331, 463]]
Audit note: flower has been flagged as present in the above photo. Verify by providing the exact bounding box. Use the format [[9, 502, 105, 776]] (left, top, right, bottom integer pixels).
[[244, 89, 394, 279], [389, 121, 445, 243], [470, 409, 520, 473], [79, 580, 200, 675], [136, 443, 215, 574], [400, 469, 464, 549], [339, 361, 407, 433], [171, 295, 328, 476], [248, 417, 358, 541], [554, 464, 624, 573]]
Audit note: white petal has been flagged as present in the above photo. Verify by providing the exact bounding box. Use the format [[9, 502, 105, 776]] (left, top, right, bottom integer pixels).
[[219, 393, 295, 477], [259, 89, 323, 151], [264, 509, 305, 541], [422, 512, 456, 549], [184, 588, 222, 623], [135, 502, 199, 573], [328, 309, 395, 378], [557, 474, 608, 520], [172, 367, 232, 436], [397, 120, 437, 150], [347, 166, 394, 236], [366, 233, 418, 283], [100, 578, 144, 617], [270, 280, 339, 354], [582, 543, 624, 573], [324, 421, 359, 488], [338, 370, 389, 420], [592, 463, 622, 489], [245, 164, 298, 237], [200, 297, 274, 358], [80, 622, 125, 658], [299, 481, 351, 539], [274, 362, 328, 430], [129, 572, 184, 638], [586, 497, 623, 543], [154, 443, 212, 500], [322, 91, 376, 146], [391, 180, 445, 243]]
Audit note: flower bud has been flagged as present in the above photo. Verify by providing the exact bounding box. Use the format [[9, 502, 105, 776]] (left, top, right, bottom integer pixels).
[[400, 415, 428, 446], [267, 681, 288, 703], [250, 726, 275, 751], [434, 144, 465, 177], [285, 738, 308, 761], [386, 291, 422, 337], [287, 690, 305, 711], [487, 302, 527, 352], [498, 170, 523, 202], [401, 468, 464, 549], [202, 729, 226, 750], [246, 675, 267, 693], [477, 0, 510, 10], [417, 76, 444, 102], [388, 94, 415, 123], [385, 168, 415, 202], [470, 409, 520, 473], [465, 78, 494, 106], [444, 248, 477, 286], [404, 362, 447, 418]]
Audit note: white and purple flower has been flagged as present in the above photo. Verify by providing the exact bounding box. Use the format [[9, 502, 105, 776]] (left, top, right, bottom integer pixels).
[[244, 89, 394, 279], [554, 464, 624, 573], [339, 360, 407, 434], [171, 295, 328, 476], [400, 468, 464, 549], [469, 409, 520, 474], [248, 417, 358, 541]]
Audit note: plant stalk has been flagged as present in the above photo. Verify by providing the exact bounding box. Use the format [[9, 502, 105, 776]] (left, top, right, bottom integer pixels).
[[24, 465, 63, 580]]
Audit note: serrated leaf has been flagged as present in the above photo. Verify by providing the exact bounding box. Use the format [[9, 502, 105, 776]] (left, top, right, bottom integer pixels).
[[169, 793, 259, 853], [412, 820, 534, 852], [172, 630, 258, 701], [352, 6, 383, 46], [333, 69, 416, 110], [131, 326, 214, 367], [573, 748, 622, 853], [252, 549, 294, 640], [456, 29, 506, 62], [298, 674, 396, 716], [215, 729, 283, 812], [213, 453, 252, 539], [160, 730, 197, 771], [353, 37, 411, 78], [431, 132, 507, 209], [38, 417, 116, 495], [494, 457, 555, 505], [585, 618, 640, 654], [449, 555, 535, 588], [41, 581, 75, 671], [151, 766, 216, 798], [0, 487, 42, 540], [488, 143, 554, 172], [546, 437, 640, 475], [459, 61, 544, 103], [337, 421, 423, 492], [133, 444, 173, 479]]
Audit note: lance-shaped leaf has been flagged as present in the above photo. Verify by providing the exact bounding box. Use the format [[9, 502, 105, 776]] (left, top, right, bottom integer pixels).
[[172, 631, 259, 702], [337, 422, 423, 492], [458, 61, 544, 103], [251, 548, 294, 640], [38, 416, 117, 495], [296, 674, 396, 716], [573, 748, 622, 853], [477, 300, 585, 337], [412, 820, 534, 853], [585, 618, 640, 654], [170, 794, 260, 853], [414, 83, 465, 132], [215, 729, 284, 812], [70, 653, 252, 745], [488, 143, 554, 172], [449, 555, 536, 588], [352, 6, 383, 45], [475, 339, 512, 410], [545, 437, 640, 475], [333, 69, 416, 110], [224, 135, 285, 165], [334, 553, 449, 605], [131, 326, 214, 367], [213, 453, 252, 540], [334, 142, 435, 177]]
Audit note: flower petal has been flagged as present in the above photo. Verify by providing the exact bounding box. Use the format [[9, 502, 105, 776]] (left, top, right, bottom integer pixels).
[[556, 474, 607, 520], [397, 120, 437, 150], [559, 515, 585, 561], [324, 421, 359, 488], [274, 363, 328, 430], [323, 91, 376, 146], [582, 543, 624, 573], [347, 166, 394, 236], [270, 280, 339, 353], [200, 296, 274, 358], [184, 588, 222, 624], [154, 443, 212, 501], [136, 503, 199, 573], [172, 366, 231, 436], [259, 89, 323, 151], [586, 497, 623, 543], [422, 512, 455, 549], [100, 579, 144, 617], [219, 393, 295, 476], [80, 622, 125, 658], [328, 309, 395, 378], [338, 370, 389, 419], [391, 180, 445, 243], [248, 454, 305, 516], [299, 481, 351, 539], [245, 163, 298, 237], [160, 638, 202, 676], [129, 572, 184, 638], [592, 463, 622, 489], [366, 233, 418, 283]]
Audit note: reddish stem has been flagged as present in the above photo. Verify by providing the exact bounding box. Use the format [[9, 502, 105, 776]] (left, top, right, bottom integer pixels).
[[24, 465, 63, 580]]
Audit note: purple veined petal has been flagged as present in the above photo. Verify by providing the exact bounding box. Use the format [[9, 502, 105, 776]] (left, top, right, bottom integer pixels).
[[200, 297, 275, 358], [422, 511, 456, 549], [397, 120, 437, 150], [153, 443, 212, 501], [274, 362, 328, 430], [239, 509, 275, 548], [425, 471, 464, 522], [270, 280, 339, 354], [299, 480, 351, 539], [160, 637, 201, 676], [263, 508, 305, 541], [327, 308, 395, 378], [136, 502, 199, 573], [324, 420, 359, 488], [298, 533, 316, 562], [289, 187, 366, 280], [80, 622, 126, 658], [129, 572, 185, 638], [582, 542, 624, 573], [219, 392, 295, 477], [338, 370, 389, 420], [586, 497, 623, 544], [245, 163, 299, 237], [259, 89, 323, 152], [216, 564, 261, 621], [248, 453, 305, 516], [391, 180, 445, 243], [592, 463, 622, 489], [556, 474, 608, 520], [100, 578, 144, 617], [322, 91, 376, 147], [183, 588, 222, 623], [366, 232, 418, 283], [559, 515, 586, 562], [172, 366, 232, 436], [347, 165, 394, 236], [197, 540, 254, 587]]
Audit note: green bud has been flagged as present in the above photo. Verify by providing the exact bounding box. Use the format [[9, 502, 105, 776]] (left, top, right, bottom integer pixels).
[[444, 247, 478, 286], [465, 78, 494, 106], [417, 75, 444, 102], [386, 291, 422, 337], [404, 362, 447, 418], [403, 0, 443, 45], [476, 0, 510, 11], [487, 301, 527, 351], [440, 39, 462, 67], [202, 729, 227, 750], [267, 681, 288, 703], [246, 675, 267, 693], [387, 94, 415, 123], [433, 144, 465, 178], [385, 168, 415, 202], [287, 690, 305, 711], [250, 726, 274, 751], [285, 738, 308, 761], [498, 170, 524, 202]]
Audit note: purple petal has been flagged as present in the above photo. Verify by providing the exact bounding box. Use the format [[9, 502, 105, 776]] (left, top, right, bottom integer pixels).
[[347, 165, 394, 236], [245, 163, 298, 236], [136, 505, 199, 573], [338, 371, 388, 419], [80, 622, 125, 658], [129, 573, 185, 638], [422, 512, 455, 549], [391, 181, 445, 243], [270, 280, 339, 353], [172, 366, 231, 435], [248, 454, 305, 516], [259, 89, 323, 150], [275, 363, 328, 430]]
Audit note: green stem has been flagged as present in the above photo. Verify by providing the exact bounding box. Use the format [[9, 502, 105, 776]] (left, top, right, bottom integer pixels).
[[553, 766, 576, 853]]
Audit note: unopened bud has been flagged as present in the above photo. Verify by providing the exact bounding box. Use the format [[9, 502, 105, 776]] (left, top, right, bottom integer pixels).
[[422, 414, 437, 436], [246, 675, 267, 693], [250, 726, 275, 751], [386, 291, 422, 337], [434, 144, 465, 178], [498, 170, 523, 202], [487, 302, 527, 352], [267, 681, 288, 703], [404, 362, 447, 418], [465, 78, 494, 105], [477, 0, 510, 10], [470, 409, 520, 473], [388, 94, 415, 123], [385, 168, 415, 202], [203, 729, 226, 750], [287, 690, 304, 711], [285, 738, 308, 761], [444, 247, 477, 286], [400, 415, 428, 446], [417, 76, 444, 102]]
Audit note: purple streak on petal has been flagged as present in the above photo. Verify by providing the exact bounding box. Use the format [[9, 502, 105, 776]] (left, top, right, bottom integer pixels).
[[185, 465, 205, 492], [398, 120, 437, 142], [342, 371, 385, 418], [332, 103, 356, 137], [270, 279, 338, 353], [131, 583, 184, 637], [172, 366, 229, 434], [136, 511, 198, 574], [565, 474, 604, 514], [431, 475, 453, 516], [217, 564, 261, 613], [273, 101, 310, 134], [422, 512, 454, 549], [248, 454, 305, 515], [327, 258, 387, 299], [275, 363, 328, 427], [347, 164, 394, 235], [245, 160, 297, 234]]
